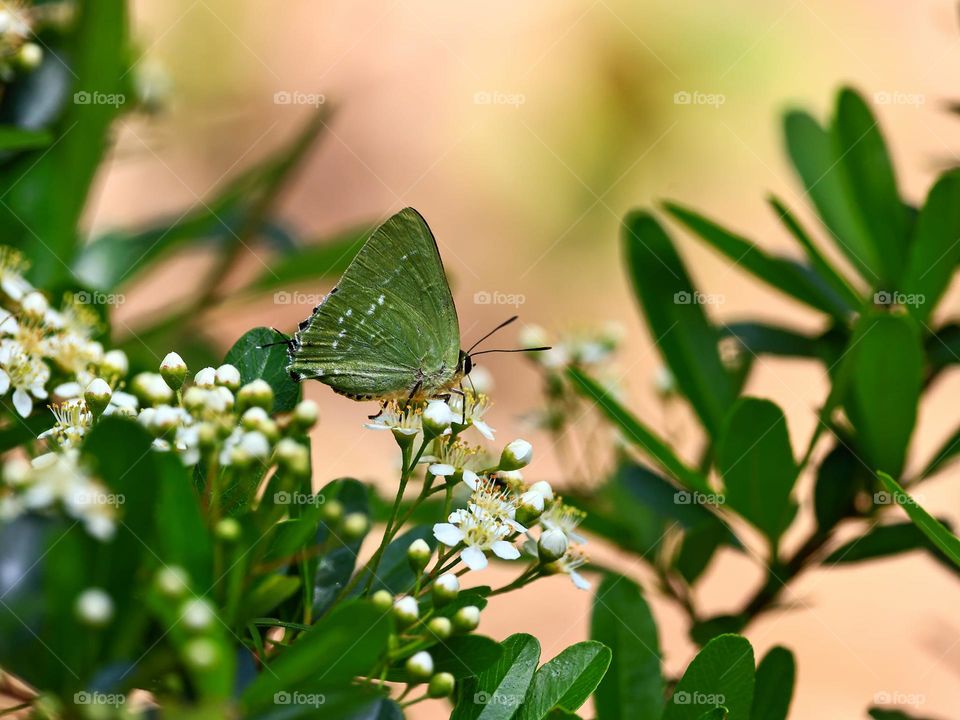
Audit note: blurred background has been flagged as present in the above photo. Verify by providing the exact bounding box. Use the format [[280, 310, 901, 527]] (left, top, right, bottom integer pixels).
[[96, 0, 960, 716]]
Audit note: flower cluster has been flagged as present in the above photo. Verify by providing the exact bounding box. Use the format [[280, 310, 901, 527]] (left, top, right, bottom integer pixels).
[[519, 322, 623, 370], [0, 1, 68, 79]]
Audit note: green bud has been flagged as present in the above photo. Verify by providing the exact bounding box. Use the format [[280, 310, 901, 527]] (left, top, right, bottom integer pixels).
[[428, 671, 456, 698], [159, 352, 187, 391], [426, 616, 452, 640], [407, 538, 432, 573], [452, 605, 480, 633], [293, 399, 319, 429], [537, 528, 568, 562], [215, 517, 242, 542], [320, 498, 344, 525], [432, 573, 460, 606], [342, 512, 369, 540], [183, 638, 219, 670], [499, 439, 533, 471], [392, 596, 419, 626], [237, 379, 274, 412], [83, 378, 112, 418], [371, 589, 393, 612], [422, 400, 452, 437], [405, 650, 434, 681], [155, 566, 190, 598]]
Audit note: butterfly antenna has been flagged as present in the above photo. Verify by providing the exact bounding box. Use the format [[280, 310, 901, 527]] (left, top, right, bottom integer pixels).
[[466, 315, 519, 354], [469, 347, 550, 357], [257, 328, 295, 350]]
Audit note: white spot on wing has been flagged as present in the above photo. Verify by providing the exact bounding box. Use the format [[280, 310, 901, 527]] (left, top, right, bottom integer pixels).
[[345, 309, 353, 317], [378, 294, 385, 305]]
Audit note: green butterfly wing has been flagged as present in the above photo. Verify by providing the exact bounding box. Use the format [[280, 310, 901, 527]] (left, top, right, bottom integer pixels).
[[287, 208, 461, 399]]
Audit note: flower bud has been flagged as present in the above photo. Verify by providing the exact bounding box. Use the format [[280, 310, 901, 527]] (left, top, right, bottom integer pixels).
[[197, 422, 218, 450], [215, 517, 241, 542], [193, 367, 216, 388], [131, 372, 173, 406], [371, 589, 393, 612], [293, 399, 319, 430], [515, 490, 545, 526], [422, 400, 452, 437], [538, 528, 568, 562], [427, 616, 452, 640], [342, 512, 369, 540], [320, 498, 344, 525], [16, 42, 42, 71], [239, 431, 270, 460], [102, 350, 129, 379], [432, 573, 460, 606], [155, 566, 190, 598], [215, 364, 241, 391], [275, 437, 310, 476], [407, 538, 432, 572], [452, 605, 480, 633], [75, 588, 113, 627], [500, 439, 533, 471], [181, 598, 216, 631], [84, 378, 112, 417], [428, 672, 456, 698], [528, 480, 554, 502], [237, 379, 274, 412], [160, 352, 187, 391], [392, 595, 419, 626], [183, 638, 218, 670], [405, 651, 434, 681], [150, 405, 181, 439]]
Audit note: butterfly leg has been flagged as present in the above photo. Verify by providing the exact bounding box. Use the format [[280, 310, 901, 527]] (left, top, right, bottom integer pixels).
[[368, 402, 387, 421], [402, 380, 423, 412]]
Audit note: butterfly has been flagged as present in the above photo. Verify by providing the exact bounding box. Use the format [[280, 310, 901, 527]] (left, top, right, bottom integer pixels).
[[286, 208, 538, 407]]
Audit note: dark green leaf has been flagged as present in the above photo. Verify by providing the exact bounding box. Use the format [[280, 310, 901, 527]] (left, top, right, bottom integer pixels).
[[516, 641, 611, 720], [351, 525, 436, 596], [717, 398, 798, 546], [846, 314, 923, 477], [154, 452, 213, 587], [877, 473, 960, 568], [918, 423, 960, 481], [431, 634, 503, 679], [313, 479, 368, 617], [900, 170, 960, 323], [750, 646, 795, 720], [824, 521, 951, 565], [622, 210, 736, 437], [662, 634, 755, 720], [452, 634, 541, 720], [663, 201, 851, 320], [0, 126, 52, 151], [590, 574, 662, 720], [567, 367, 710, 493], [225, 326, 300, 412], [813, 444, 865, 533]]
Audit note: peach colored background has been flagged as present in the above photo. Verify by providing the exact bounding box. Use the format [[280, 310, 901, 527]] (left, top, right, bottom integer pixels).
[[97, 0, 960, 716]]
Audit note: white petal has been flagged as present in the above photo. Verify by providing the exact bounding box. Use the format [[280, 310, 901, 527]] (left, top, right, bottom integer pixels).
[[507, 519, 527, 533], [491, 541, 520, 560], [429, 463, 455, 477], [0, 369, 10, 395], [460, 545, 488, 570], [461, 469, 479, 491], [570, 570, 591, 590], [13, 388, 32, 417], [432, 523, 464, 547], [569, 530, 587, 545], [473, 419, 495, 440], [53, 381, 80, 398]]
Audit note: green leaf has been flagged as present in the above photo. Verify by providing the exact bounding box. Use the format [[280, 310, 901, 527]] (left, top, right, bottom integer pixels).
[[662, 634, 755, 720], [663, 201, 851, 320], [590, 574, 662, 720], [431, 634, 503, 679], [154, 452, 213, 587], [877, 473, 960, 568], [824, 521, 952, 565], [351, 525, 436, 596], [900, 170, 960, 323], [831, 87, 909, 286], [516, 641, 611, 720], [567, 367, 710, 494], [868, 709, 940, 720], [813, 444, 865, 533], [452, 634, 541, 720], [918, 423, 960, 481], [783, 110, 877, 281], [716, 398, 798, 545], [766, 194, 863, 310], [622, 210, 736, 437], [846, 314, 923, 477], [0, 126, 52, 151], [313, 479, 368, 617], [242, 600, 391, 711], [750, 646, 795, 720], [239, 575, 302, 621], [225, 326, 300, 412]]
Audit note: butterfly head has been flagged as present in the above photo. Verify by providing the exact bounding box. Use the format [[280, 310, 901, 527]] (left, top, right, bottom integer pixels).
[[457, 349, 473, 377]]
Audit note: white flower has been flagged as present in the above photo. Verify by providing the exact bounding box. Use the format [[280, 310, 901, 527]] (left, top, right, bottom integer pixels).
[[0, 342, 49, 417], [545, 547, 591, 590], [528, 480, 554, 502], [364, 401, 422, 439], [101, 349, 129, 378], [433, 504, 520, 571], [540, 501, 587, 544], [0, 246, 32, 301], [38, 398, 93, 449], [448, 392, 495, 440], [104, 390, 138, 417]]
